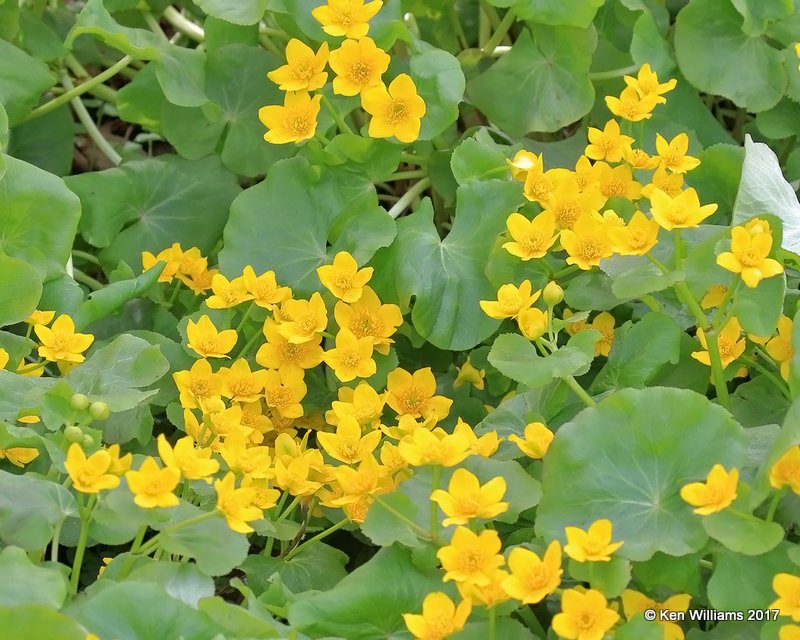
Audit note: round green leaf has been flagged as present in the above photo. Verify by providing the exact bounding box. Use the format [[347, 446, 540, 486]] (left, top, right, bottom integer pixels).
[[192, 0, 268, 25], [674, 0, 787, 112], [0, 606, 86, 640], [0, 39, 54, 124], [0, 546, 68, 608], [410, 47, 465, 140], [0, 253, 42, 328], [514, 0, 605, 27], [536, 387, 748, 561], [242, 543, 348, 596]]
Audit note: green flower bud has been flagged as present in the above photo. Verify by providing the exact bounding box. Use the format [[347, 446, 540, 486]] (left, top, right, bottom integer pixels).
[[542, 281, 564, 306], [70, 393, 90, 411], [64, 425, 84, 443], [81, 434, 95, 448], [88, 401, 110, 421]]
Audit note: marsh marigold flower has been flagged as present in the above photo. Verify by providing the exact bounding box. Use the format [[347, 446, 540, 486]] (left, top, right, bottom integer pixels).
[[403, 592, 472, 640], [771, 573, 800, 621], [218, 359, 269, 403], [386, 367, 453, 419], [624, 63, 677, 103], [648, 187, 717, 230], [267, 39, 329, 91], [126, 457, 181, 508], [0, 447, 39, 467], [173, 358, 222, 410], [622, 145, 659, 170], [502, 540, 563, 604], [560, 213, 614, 271], [585, 119, 633, 163], [398, 426, 471, 467], [334, 286, 403, 355], [608, 211, 659, 256], [642, 167, 684, 199], [656, 133, 701, 174], [276, 292, 328, 344], [437, 526, 504, 587], [479, 280, 540, 320], [503, 211, 558, 260], [157, 434, 219, 481], [329, 37, 390, 96], [259, 91, 322, 144], [781, 625, 800, 640], [186, 315, 238, 358], [606, 85, 660, 122], [517, 307, 548, 341], [552, 588, 620, 640], [142, 244, 181, 283], [430, 468, 508, 527], [107, 444, 132, 476], [716, 224, 783, 288], [323, 329, 377, 382], [680, 463, 738, 515], [692, 317, 745, 369], [595, 162, 643, 201], [206, 273, 253, 309], [621, 590, 690, 640], [457, 568, 511, 609], [362, 74, 426, 143], [312, 0, 383, 38], [770, 446, 800, 494], [509, 422, 554, 459], [453, 360, 485, 390], [508, 150, 542, 182], [317, 251, 374, 302], [264, 369, 307, 419], [767, 315, 794, 381], [65, 443, 119, 493], [256, 318, 323, 377], [564, 519, 624, 562], [327, 381, 385, 427], [544, 176, 604, 230], [700, 285, 729, 310], [317, 415, 382, 464], [242, 266, 291, 309], [35, 315, 94, 364], [215, 471, 263, 533], [26, 309, 55, 326]]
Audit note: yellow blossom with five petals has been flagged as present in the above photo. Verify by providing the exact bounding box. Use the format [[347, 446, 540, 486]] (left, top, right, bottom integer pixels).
[[430, 468, 508, 527], [35, 315, 94, 364], [503, 211, 558, 260], [437, 526, 505, 587], [125, 457, 181, 508], [317, 251, 374, 302], [402, 591, 472, 640], [648, 187, 717, 230], [267, 39, 329, 91], [502, 540, 563, 604], [186, 315, 238, 358], [362, 74, 426, 143], [329, 37, 390, 96], [716, 224, 783, 288], [509, 422, 554, 459], [317, 415, 382, 464], [215, 471, 263, 533], [770, 446, 800, 494], [259, 91, 322, 144], [552, 588, 620, 640], [312, 0, 383, 38], [479, 280, 540, 320], [585, 119, 633, 163], [680, 464, 738, 515], [656, 133, 701, 174], [622, 590, 691, 640], [564, 519, 624, 562], [65, 444, 120, 493]]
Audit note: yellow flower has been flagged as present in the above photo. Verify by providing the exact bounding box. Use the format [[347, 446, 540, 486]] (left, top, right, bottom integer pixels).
[[543, 175, 604, 230], [185, 267, 217, 295], [256, 318, 323, 377], [241, 266, 291, 309], [680, 463, 738, 515], [552, 588, 620, 640], [157, 434, 219, 481], [241, 476, 281, 510], [215, 471, 262, 534], [386, 367, 453, 420], [329, 37, 390, 96], [125, 457, 181, 508], [608, 211, 659, 256], [186, 315, 238, 358], [26, 309, 55, 326], [326, 381, 385, 427], [457, 568, 510, 609], [206, 273, 253, 309], [508, 150, 542, 182], [330, 453, 389, 504], [770, 446, 800, 494], [173, 246, 208, 286], [564, 519, 624, 562], [503, 540, 562, 604], [647, 187, 717, 230], [767, 315, 794, 381], [560, 213, 614, 271], [606, 85, 661, 121], [219, 434, 272, 478], [781, 625, 800, 640], [142, 244, 182, 283], [323, 328, 377, 382], [700, 284, 728, 310], [585, 119, 633, 163], [517, 307, 548, 341], [523, 164, 562, 206], [642, 167, 684, 199], [621, 589, 691, 640], [509, 422, 554, 459], [273, 454, 322, 496], [264, 369, 307, 419], [268, 39, 329, 91], [595, 162, 642, 201], [312, 0, 383, 38], [656, 133, 701, 174], [35, 315, 94, 364], [771, 573, 800, 621], [454, 420, 501, 458], [317, 251, 374, 302], [622, 145, 659, 170], [398, 426, 471, 467], [0, 447, 39, 467], [276, 292, 328, 344], [259, 91, 322, 144], [453, 360, 485, 390], [362, 74, 427, 143], [591, 312, 615, 357], [437, 526, 504, 587], [716, 224, 784, 288], [65, 443, 120, 493], [403, 592, 472, 640], [430, 468, 507, 527], [480, 280, 540, 320], [503, 211, 558, 260], [0, 348, 7, 370], [317, 415, 382, 464], [107, 444, 133, 475], [173, 358, 222, 410], [691, 317, 745, 369], [573, 155, 602, 191], [334, 285, 403, 355], [624, 63, 677, 103], [218, 359, 268, 403]]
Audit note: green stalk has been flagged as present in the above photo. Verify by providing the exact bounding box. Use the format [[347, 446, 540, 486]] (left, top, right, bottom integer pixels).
[[162, 6, 204, 41], [373, 496, 436, 541], [704, 330, 730, 409], [673, 229, 685, 270], [386, 178, 431, 219], [276, 495, 301, 522], [740, 356, 791, 399], [767, 486, 788, 522], [588, 64, 639, 81], [481, 7, 516, 55], [70, 495, 97, 593], [235, 301, 256, 334], [711, 277, 741, 330], [386, 169, 428, 181], [283, 518, 348, 561], [321, 94, 353, 135], [430, 466, 442, 539], [488, 606, 497, 640], [50, 519, 63, 563], [135, 511, 218, 557], [73, 268, 104, 290]]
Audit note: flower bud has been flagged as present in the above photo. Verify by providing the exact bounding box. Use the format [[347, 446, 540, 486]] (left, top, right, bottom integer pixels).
[[542, 281, 564, 306], [70, 393, 90, 411], [63, 425, 83, 443], [89, 401, 110, 421], [81, 434, 95, 448]]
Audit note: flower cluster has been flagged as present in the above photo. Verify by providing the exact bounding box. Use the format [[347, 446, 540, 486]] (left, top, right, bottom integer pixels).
[[258, 0, 426, 144]]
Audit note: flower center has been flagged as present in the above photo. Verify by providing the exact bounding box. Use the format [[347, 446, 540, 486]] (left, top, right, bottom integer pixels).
[[398, 386, 425, 414], [739, 247, 764, 267], [556, 201, 581, 229], [197, 336, 219, 354], [191, 378, 210, 398], [628, 229, 648, 249], [229, 377, 254, 397], [524, 566, 548, 590], [352, 311, 382, 338], [334, 6, 357, 27], [292, 58, 316, 83], [577, 612, 596, 630], [267, 387, 291, 408], [385, 99, 409, 124], [717, 337, 736, 360], [348, 60, 374, 85], [500, 293, 524, 314], [336, 274, 354, 293], [285, 110, 313, 137], [281, 342, 301, 363], [602, 178, 625, 198], [461, 550, 483, 572], [522, 229, 546, 253], [77, 468, 97, 486], [666, 205, 688, 225], [341, 350, 362, 370], [577, 237, 603, 261], [456, 493, 481, 515]]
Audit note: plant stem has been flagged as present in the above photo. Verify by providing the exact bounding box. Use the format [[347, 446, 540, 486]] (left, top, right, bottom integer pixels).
[[73, 268, 104, 290], [399, 152, 428, 166], [16, 361, 46, 375], [283, 518, 348, 561], [740, 356, 791, 399], [236, 328, 263, 359], [61, 70, 122, 166], [373, 496, 435, 541], [276, 495, 301, 522], [588, 64, 639, 81], [704, 330, 730, 409], [430, 466, 442, 539], [235, 302, 255, 333], [564, 375, 597, 407], [767, 486, 788, 522], [481, 7, 515, 55], [517, 606, 547, 637], [386, 178, 431, 219], [488, 606, 497, 640], [711, 278, 741, 330], [72, 250, 101, 265], [135, 511, 218, 557], [70, 495, 97, 593], [50, 519, 63, 563], [446, 4, 468, 49], [162, 6, 204, 41], [167, 280, 182, 307], [321, 94, 353, 135], [386, 169, 427, 181]]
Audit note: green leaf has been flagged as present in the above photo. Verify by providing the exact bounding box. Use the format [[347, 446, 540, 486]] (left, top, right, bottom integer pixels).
[[536, 387, 748, 561], [467, 26, 595, 135], [489, 331, 600, 389], [568, 556, 632, 598], [630, 10, 676, 74], [7, 104, 74, 177], [514, 0, 605, 27], [220, 156, 395, 297], [0, 253, 42, 328], [685, 145, 744, 221], [67, 155, 240, 272], [753, 398, 800, 505], [73, 582, 218, 640], [242, 543, 348, 596], [372, 180, 523, 350], [0, 102, 7, 150], [0, 546, 67, 608], [729, 0, 794, 36], [702, 506, 784, 556], [125, 561, 215, 608], [450, 130, 509, 184], [632, 551, 704, 594], [613, 616, 665, 640], [410, 46, 465, 140], [0, 154, 81, 280], [0, 39, 54, 124], [674, 0, 786, 112], [592, 313, 682, 392], [116, 63, 164, 132], [66, 0, 162, 59], [731, 273, 785, 336], [288, 545, 445, 640], [155, 45, 207, 108], [462, 456, 542, 523], [193, 0, 268, 25], [0, 606, 86, 640], [198, 597, 282, 638], [0, 470, 77, 551], [362, 492, 424, 548]]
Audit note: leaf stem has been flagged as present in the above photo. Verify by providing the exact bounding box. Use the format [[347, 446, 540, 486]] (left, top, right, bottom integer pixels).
[[236, 327, 264, 360], [373, 496, 436, 542], [481, 7, 516, 55], [704, 330, 730, 409], [321, 94, 353, 135], [386, 169, 427, 181], [73, 268, 104, 290], [70, 494, 97, 593], [741, 356, 791, 399], [767, 486, 788, 522], [61, 70, 122, 166], [50, 519, 63, 563], [162, 6, 204, 41], [588, 64, 639, 81], [488, 606, 497, 640], [711, 277, 741, 330], [386, 178, 431, 219], [399, 152, 428, 166], [135, 510, 219, 557], [430, 466, 442, 539], [283, 517, 348, 561]]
